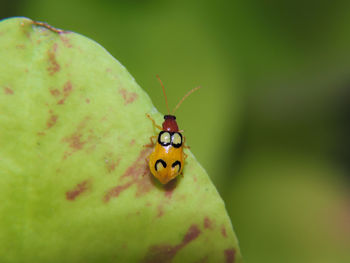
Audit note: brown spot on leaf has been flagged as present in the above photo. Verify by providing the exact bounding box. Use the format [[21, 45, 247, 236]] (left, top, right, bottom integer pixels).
[[65, 133, 85, 150], [57, 81, 73, 105], [46, 110, 58, 128], [86, 98, 90, 104], [104, 148, 153, 202], [224, 249, 235, 263], [50, 89, 61, 97], [37, 132, 46, 136], [130, 139, 135, 146], [66, 180, 90, 201], [143, 224, 201, 263], [221, 226, 228, 238], [60, 35, 72, 48], [47, 43, 60, 75], [183, 225, 201, 243], [105, 154, 121, 173], [119, 88, 138, 105], [195, 256, 209, 263], [62, 117, 95, 159], [16, 44, 25, 49], [204, 217, 214, 230], [157, 204, 164, 218], [164, 179, 177, 198], [105, 181, 133, 199], [19, 21, 31, 39], [3, 86, 14, 95]]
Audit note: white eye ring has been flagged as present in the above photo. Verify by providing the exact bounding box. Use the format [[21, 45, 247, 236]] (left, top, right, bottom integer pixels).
[[159, 131, 171, 146], [171, 132, 182, 147]]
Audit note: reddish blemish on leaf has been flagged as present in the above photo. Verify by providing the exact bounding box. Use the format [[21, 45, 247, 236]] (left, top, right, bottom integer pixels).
[[119, 88, 138, 105], [62, 117, 93, 159], [16, 44, 25, 49], [164, 179, 177, 198], [221, 226, 228, 238], [224, 249, 235, 263], [183, 225, 201, 243], [130, 139, 135, 146], [60, 35, 72, 48], [37, 131, 46, 136], [47, 43, 60, 75], [157, 204, 164, 218], [63, 81, 72, 92], [105, 182, 133, 200], [19, 21, 31, 39], [104, 148, 153, 202], [143, 224, 201, 263], [50, 89, 60, 97], [86, 98, 90, 104], [204, 217, 214, 230], [3, 86, 14, 95], [57, 81, 73, 105], [66, 180, 90, 201], [106, 157, 121, 173], [46, 110, 58, 128], [195, 256, 209, 263], [64, 133, 85, 151]]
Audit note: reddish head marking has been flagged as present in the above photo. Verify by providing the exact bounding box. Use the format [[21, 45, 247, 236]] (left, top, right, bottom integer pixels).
[[162, 115, 178, 132]]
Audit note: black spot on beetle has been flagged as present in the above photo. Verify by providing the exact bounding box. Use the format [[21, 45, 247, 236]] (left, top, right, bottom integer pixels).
[[155, 159, 167, 171], [172, 160, 181, 172]]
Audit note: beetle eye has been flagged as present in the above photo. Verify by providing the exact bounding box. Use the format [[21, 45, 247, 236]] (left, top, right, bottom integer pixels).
[[171, 132, 182, 148], [158, 131, 171, 146]]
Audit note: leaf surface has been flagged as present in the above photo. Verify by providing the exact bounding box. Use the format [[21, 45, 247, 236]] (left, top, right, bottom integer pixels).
[[0, 17, 242, 263]]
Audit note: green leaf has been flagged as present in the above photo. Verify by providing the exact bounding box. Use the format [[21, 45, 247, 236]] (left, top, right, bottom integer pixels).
[[0, 17, 242, 263]]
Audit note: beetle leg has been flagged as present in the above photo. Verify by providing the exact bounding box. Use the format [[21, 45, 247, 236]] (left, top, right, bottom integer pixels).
[[146, 114, 162, 130], [183, 136, 190, 149], [144, 135, 157, 148], [184, 152, 188, 161]]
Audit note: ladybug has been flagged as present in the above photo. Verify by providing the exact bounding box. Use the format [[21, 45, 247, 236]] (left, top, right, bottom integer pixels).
[[146, 76, 200, 184]]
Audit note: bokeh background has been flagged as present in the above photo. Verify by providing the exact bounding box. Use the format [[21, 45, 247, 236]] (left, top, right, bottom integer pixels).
[[2, 1, 350, 262]]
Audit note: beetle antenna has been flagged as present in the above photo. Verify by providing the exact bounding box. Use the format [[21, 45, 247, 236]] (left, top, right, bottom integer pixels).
[[156, 75, 170, 115], [172, 86, 201, 114]]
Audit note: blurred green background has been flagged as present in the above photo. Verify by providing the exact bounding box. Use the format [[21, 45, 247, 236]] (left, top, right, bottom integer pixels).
[[2, 0, 350, 262]]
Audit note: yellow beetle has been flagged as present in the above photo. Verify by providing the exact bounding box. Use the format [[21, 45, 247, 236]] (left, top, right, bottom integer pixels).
[[146, 76, 200, 184]]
